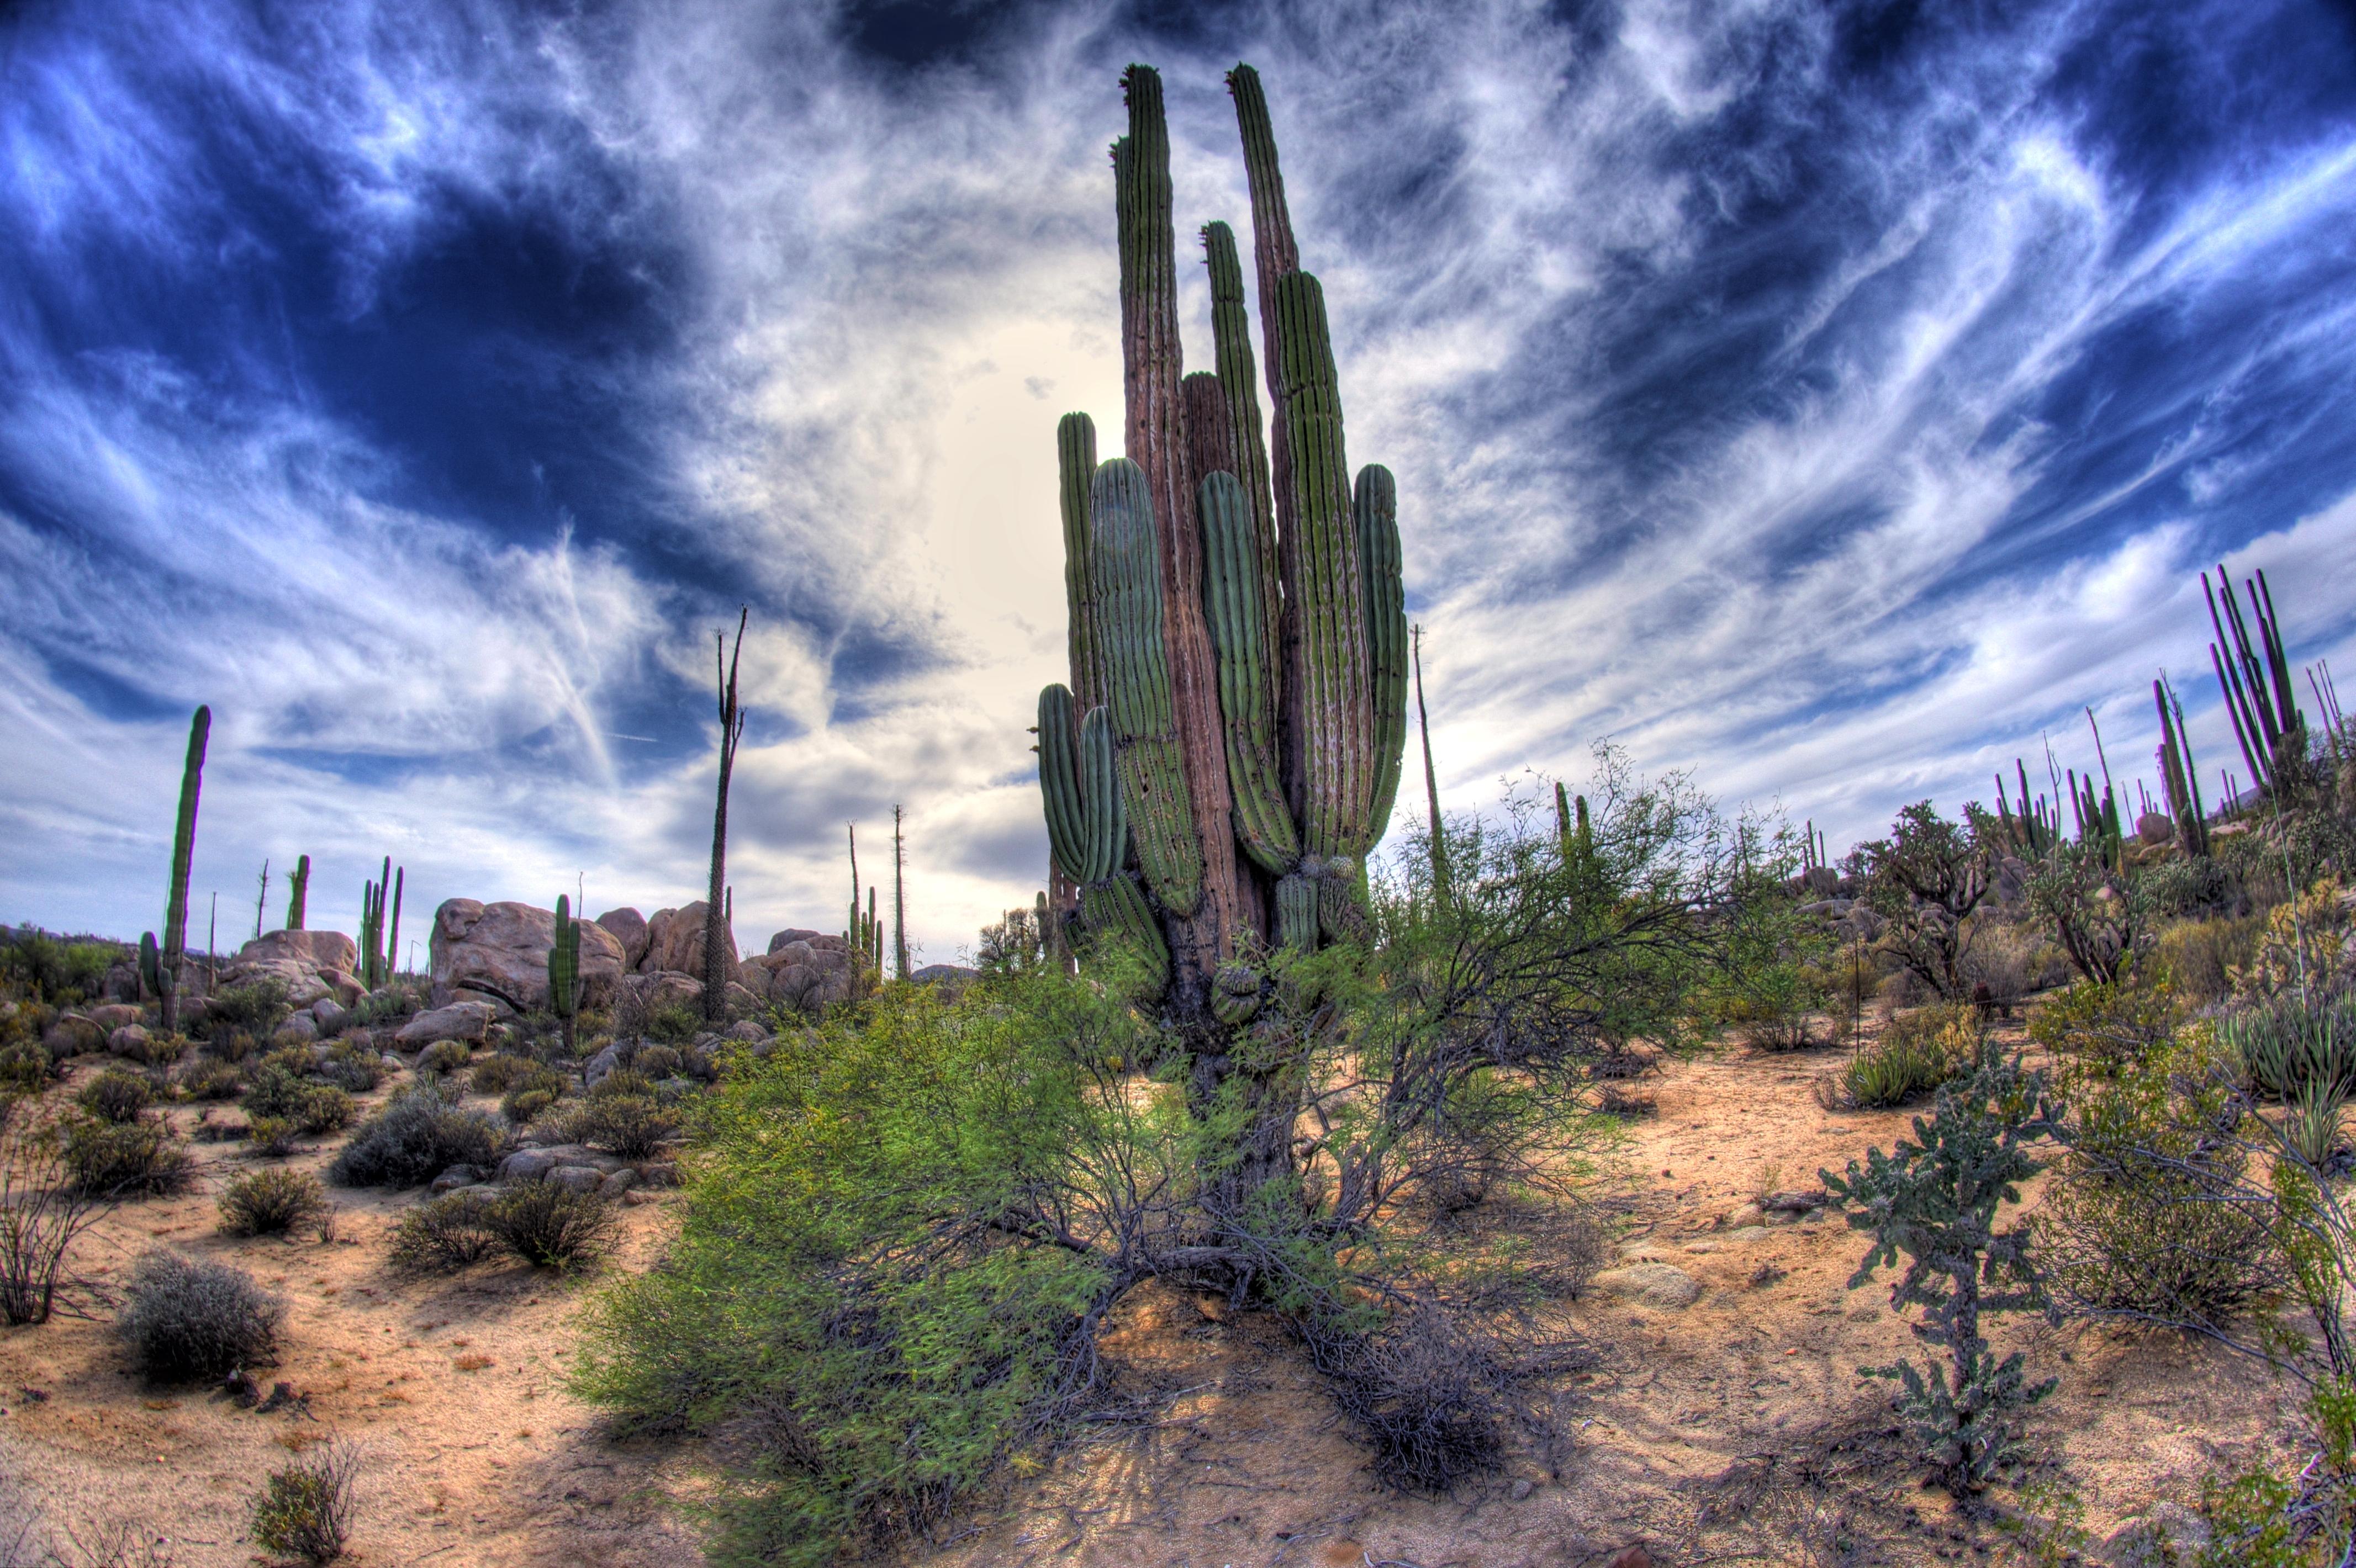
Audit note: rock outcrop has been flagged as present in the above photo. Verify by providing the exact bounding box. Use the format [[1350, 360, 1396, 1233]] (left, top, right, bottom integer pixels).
[[394, 999, 495, 1047], [223, 928, 365, 1008], [429, 899, 626, 1013], [742, 931, 860, 1013], [595, 907, 651, 970], [641, 903, 738, 984]]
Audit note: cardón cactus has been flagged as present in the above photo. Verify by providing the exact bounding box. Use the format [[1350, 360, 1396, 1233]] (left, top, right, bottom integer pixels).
[[549, 893, 581, 1055], [154, 704, 210, 1033], [1035, 62, 1408, 1024]]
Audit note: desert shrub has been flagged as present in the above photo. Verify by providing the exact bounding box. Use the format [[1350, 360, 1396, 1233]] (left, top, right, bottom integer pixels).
[[346, 982, 422, 1028], [1960, 921, 2033, 1013], [2045, 1034, 2275, 1323], [249, 1442, 358, 1565], [328, 1081, 505, 1189], [2220, 992, 2356, 1103], [0, 1108, 114, 1325], [2026, 843, 2153, 986], [501, 1085, 562, 1125], [217, 1168, 330, 1238], [2233, 877, 2353, 999], [2156, 914, 2262, 1005], [2142, 853, 2235, 918], [62, 1115, 191, 1198], [245, 1117, 299, 1157], [388, 1191, 502, 1272], [292, 1085, 353, 1135], [315, 1042, 382, 1093], [2027, 977, 2176, 1075], [632, 1043, 685, 1080], [1829, 1004, 1978, 1110], [468, 1053, 537, 1096], [199, 978, 290, 1042], [0, 1043, 55, 1095], [177, 1056, 242, 1100], [566, 1094, 678, 1160], [647, 1003, 701, 1046], [239, 1054, 311, 1121], [114, 1250, 282, 1380], [589, 1066, 652, 1101], [76, 1070, 156, 1125], [415, 1039, 472, 1074], [1851, 802, 1992, 1001], [488, 1181, 616, 1270]]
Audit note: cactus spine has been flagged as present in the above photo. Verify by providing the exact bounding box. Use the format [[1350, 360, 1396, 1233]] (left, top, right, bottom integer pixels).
[[285, 854, 310, 931], [150, 704, 210, 1033], [549, 893, 581, 1056], [1036, 62, 1408, 1021]]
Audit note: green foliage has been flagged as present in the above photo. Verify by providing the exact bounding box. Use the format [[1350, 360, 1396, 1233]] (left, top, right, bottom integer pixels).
[[632, 1044, 684, 1080], [2156, 912, 2261, 1005], [328, 1081, 505, 1189], [115, 1249, 282, 1380], [245, 1116, 298, 1157], [75, 1069, 155, 1124], [1823, 1045, 2066, 1492], [62, 1114, 191, 1198], [2220, 991, 2356, 1102], [390, 1184, 615, 1273], [2028, 976, 2177, 1074], [217, 1168, 329, 1238], [200, 978, 291, 1040], [388, 1191, 501, 1272], [564, 1094, 678, 1159], [1834, 1004, 1978, 1109], [646, 1003, 701, 1046], [0, 929, 115, 1004], [416, 1039, 471, 1074], [249, 1442, 357, 1565], [0, 1041, 52, 1095], [2027, 840, 2153, 986], [2143, 854, 2234, 918], [178, 1057, 242, 1100], [500, 1084, 562, 1126], [468, 1052, 538, 1096], [315, 1041, 382, 1093]]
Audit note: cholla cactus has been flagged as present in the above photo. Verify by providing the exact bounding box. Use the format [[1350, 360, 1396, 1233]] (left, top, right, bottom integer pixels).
[[1037, 63, 1407, 1023]]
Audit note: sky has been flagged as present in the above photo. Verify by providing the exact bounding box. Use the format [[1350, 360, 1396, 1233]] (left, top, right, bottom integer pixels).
[[4, 0, 2355, 966]]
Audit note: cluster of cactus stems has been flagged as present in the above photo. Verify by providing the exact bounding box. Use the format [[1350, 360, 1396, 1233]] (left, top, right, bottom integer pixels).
[[141, 705, 210, 1032], [360, 857, 403, 990], [548, 893, 581, 1056], [284, 854, 310, 931], [1798, 818, 1829, 875], [1037, 63, 1408, 1022], [2152, 674, 2210, 856], [2205, 565, 2307, 799], [844, 825, 884, 974]]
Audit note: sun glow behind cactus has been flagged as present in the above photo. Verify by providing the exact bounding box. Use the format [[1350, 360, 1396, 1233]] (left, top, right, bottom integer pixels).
[[1, 0, 2354, 953]]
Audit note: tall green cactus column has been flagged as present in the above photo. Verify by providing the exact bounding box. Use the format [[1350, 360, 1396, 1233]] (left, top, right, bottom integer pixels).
[[1035, 61, 1408, 1029], [147, 704, 210, 1033], [549, 894, 582, 1057], [284, 854, 310, 931]]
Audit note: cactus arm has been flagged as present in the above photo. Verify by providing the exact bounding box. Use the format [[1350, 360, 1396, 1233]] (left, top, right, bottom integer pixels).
[[1090, 457, 1205, 915], [1200, 470, 1300, 875], [388, 867, 403, 979], [1058, 414, 1102, 711], [1202, 221, 1282, 658], [1038, 684, 1090, 883], [1079, 704, 1127, 884], [1355, 465, 1407, 847], [1079, 874, 1169, 995]]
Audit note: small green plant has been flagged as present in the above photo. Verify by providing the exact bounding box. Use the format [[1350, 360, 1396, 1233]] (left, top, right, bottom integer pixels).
[[218, 1168, 330, 1238], [315, 1041, 382, 1093], [646, 1003, 701, 1046], [293, 1085, 353, 1135], [249, 1440, 358, 1564], [178, 1057, 242, 1100], [566, 1094, 678, 1160], [468, 1053, 538, 1096], [632, 1043, 684, 1080], [76, 1069, 157, 1124], [589, 1066, 651, 1101], [62, 1115, 191, 1198], [1823, 1043, 2066, 1492], [416, 1039, 471, 1074], [200, 978, 291, 1042], [0, 1041, 56, 1094], [1829, 1004, 1977, 1109], [246, 1116, 299, 1157], [501, 1085, 562, 1126], [115, 1249, 283, 1381]]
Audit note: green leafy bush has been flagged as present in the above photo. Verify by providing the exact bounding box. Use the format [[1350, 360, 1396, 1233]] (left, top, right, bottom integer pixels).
[[246, 1116, 299, 1157], [0, 1042, 56, 1094], [115, 1249, 283, 1380], [328, 1082, 504, 1189], [218, 1168, 330, 1238], [293, 1085, 354, 1135], [1829, 1004, 1977, 1110], [62, 1115, 191, 1198], [76, 1069, 156, 1124], [199, 978, 291, 1042], [2155, 913, 2261, 1005], [416, 1039, 472, 1074], [2220, 992, 2356, 1102], [468, 1053, 538, 1096], [565, 1094, 677, 1160], [249, 1442, 358, 1564], [388, 1191, 501, 1272], [2142, 853, 2234, 918], [501, 1085, 562, 1126], [178, 1056, 242, 1100], [2028, 977, 2176, 1074], [487, 1180, 615, 1270], [589, 1066, 651, 1101], [316, 1041, 383, 1093], [631, 1043, 685, 1080], [647, 1003, 701, 1045]]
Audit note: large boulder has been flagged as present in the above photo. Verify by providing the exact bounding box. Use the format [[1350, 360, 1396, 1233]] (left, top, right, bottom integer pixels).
[[221, 928, 362, 1009], [596, 907, 651, 970], [622, 970, 703, 1015], [641, 904, 738, 984], [744, 937, 860, 1014], [394, 999, 494, 1047], [429, 899, 627, 1012]]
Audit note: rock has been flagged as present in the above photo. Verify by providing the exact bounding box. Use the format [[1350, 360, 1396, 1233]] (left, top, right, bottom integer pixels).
[[394, 1000, 494, 1048], [1590, 1263, 1701, 1310], [1800, 866, 1841, 897], [548, 1165, 605, 1195], [1994, 855, 2031, 908], [727, 1020, 765, 1043], [600, 1168, 638, 1197], [498, 1150, 559, 1184], [88, 1004, 142, 1030], [1726, 1226, 1774, 1243], [1726, 1201, 1765, 1227], [107, 1025, 152, 1059], [582, 1043, 624, 1088], [595, 907, 651, 970], [641, 904, 738, 985], [534, 1143, 624, 1173], [636, 1161, 679, 1188], [623, 971, 703, 1014], [910, 964, 978, 987], [2135, 812, 2176, 845], [222, 959, 335, 1008], [1510, 1479, 1534, 1501], [102, 960, 142, 1004], [767, 928, 826, 953], [1605, 1549, 1654, 1568], [622, 1187, 666, 1206], [429, 899, 627, 1013], [430, 1166, 483, 1195], [311, 999, 347, 1034], [273, 1013, 319, 1045], [44, 1014, 104, 1058], [1762, 1189, 1827, 1213], [235, 929, 360, 976]]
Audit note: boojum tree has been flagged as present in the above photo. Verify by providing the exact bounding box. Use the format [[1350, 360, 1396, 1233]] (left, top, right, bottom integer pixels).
[[1037, 62, 1408, 1039]]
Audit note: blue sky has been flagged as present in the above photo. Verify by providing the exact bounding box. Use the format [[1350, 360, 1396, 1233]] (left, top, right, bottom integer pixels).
[[4, 0, 2355, 961]]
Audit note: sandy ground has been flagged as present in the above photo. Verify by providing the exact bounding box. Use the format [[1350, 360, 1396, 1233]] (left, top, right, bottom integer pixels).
[[0, 1016, 2315, 1566]]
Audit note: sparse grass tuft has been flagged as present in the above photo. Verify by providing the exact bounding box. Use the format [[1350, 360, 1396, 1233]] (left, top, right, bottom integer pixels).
[[249, 1441, 358, 1564]]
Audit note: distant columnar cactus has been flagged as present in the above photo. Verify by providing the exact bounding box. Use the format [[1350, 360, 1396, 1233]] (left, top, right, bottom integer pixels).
[[1036, 63, 1408, 1023], [2204, 565, 2307, 800], [285, 854, 310, 932], [147, 705, 210, 1034], [549, 894, 582, 1055], [2152, 676, 2209, 856]]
